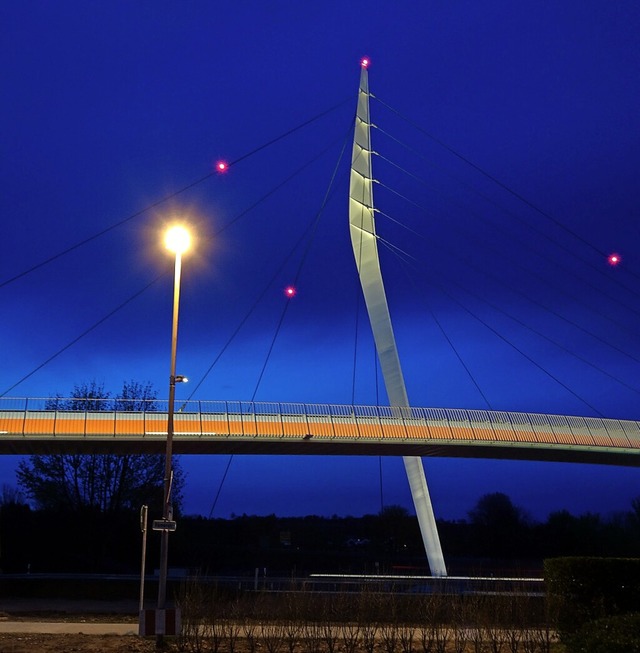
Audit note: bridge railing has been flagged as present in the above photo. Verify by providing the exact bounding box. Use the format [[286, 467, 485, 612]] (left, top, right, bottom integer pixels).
[[1, 397, 639, 451]]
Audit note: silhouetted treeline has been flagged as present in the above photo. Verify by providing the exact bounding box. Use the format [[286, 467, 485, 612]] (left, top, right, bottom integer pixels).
[[1, 493, 639, 576]]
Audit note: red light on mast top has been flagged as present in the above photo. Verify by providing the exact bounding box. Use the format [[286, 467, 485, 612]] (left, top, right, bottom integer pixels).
[[216, 161, 228, 173], [608, 253, 622, 266], [360, 57, 370, 68], [284, 285, 297, 299]]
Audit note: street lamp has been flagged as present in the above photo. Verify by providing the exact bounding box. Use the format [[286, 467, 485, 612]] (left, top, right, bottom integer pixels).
[[156, 224, 191, 634]]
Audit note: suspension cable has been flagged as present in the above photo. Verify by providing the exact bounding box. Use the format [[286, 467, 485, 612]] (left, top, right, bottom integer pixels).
[[0, 271, 169, 397], [380, 238, 607, 416], [1, 98, 350, 290], [205, 124, 352, 518], [185, 126, 352, 403], [373, 94, 640, 287], [249, 126, 351, 402]]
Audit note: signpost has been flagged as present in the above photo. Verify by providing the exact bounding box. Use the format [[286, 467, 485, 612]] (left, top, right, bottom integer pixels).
[[139, 505, 148, 615], [138, 512, 181, 637], [152, 519, 177, 532]]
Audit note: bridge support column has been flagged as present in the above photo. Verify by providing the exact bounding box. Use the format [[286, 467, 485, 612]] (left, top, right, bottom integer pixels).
[[404, 456, 447, 576], [349, 60, 447, 576]]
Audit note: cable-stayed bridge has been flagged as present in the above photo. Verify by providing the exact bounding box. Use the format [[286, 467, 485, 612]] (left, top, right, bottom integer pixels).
[[2, 60, 639, 577], [1, 398, 639, 465]]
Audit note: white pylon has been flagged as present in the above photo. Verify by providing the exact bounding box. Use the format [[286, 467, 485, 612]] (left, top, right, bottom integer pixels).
[[348, 61, 447, 577]]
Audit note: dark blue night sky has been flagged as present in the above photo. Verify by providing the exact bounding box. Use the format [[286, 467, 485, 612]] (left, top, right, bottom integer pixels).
[[1, 2, 639, 521]]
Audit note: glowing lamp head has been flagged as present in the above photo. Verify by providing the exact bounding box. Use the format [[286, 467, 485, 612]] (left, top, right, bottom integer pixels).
[[284, 285, 297, 298], [360, 57, 370, 68], [216, 160, 228, 173], [164, 225, 191, 255], [608, 252, 621, 266]]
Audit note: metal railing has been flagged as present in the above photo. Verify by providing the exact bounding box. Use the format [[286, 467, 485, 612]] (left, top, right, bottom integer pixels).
[[1, 397, 639, 452]]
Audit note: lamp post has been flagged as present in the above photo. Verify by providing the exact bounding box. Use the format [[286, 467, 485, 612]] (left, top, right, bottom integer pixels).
[[157, 224, 191, 633]]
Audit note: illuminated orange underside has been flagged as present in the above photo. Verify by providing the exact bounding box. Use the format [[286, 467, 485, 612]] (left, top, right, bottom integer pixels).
[[0, 416, 636, 449]]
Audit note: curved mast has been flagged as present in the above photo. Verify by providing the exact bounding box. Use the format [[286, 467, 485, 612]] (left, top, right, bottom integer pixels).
[[348, 60, 447, 576]]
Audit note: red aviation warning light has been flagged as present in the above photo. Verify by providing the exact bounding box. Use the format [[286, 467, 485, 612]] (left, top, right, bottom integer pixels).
[[215, 160, 228, 173], [608, 253, 622, 266], [284, 285, 297, 298], [360, 56, 370, 68]]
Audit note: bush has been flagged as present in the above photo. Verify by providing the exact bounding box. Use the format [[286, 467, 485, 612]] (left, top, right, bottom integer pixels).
[[544, 557, 640, 635], [565, 612, 640, 653]]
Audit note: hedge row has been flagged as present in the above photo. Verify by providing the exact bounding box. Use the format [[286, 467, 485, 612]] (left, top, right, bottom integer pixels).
[[544, 557, 640, 651]]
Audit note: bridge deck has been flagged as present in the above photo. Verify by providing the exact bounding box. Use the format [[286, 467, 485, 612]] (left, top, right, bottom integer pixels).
[[1, 399, 639, 465]]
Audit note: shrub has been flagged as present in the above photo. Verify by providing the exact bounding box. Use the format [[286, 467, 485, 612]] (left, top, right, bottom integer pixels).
[[565, 612, 640, 653], [544, 556, 640, 635]]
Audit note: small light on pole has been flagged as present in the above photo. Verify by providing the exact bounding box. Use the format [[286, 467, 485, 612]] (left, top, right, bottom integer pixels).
[[156, 224, 192, 640]]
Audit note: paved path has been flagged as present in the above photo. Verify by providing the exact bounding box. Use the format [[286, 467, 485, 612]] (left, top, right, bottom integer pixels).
[[0, 620, 138, 634], [0, 598, 141, 634]]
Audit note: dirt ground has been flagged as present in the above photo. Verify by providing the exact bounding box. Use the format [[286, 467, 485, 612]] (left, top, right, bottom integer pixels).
[[0, 603, 563, 653], [0, 631, 163, 653], [0, 603, 174, 653]]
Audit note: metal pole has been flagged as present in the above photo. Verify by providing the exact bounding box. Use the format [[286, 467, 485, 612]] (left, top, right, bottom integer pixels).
[[139, 505, 148, 614], [157, 250, 183, 634]]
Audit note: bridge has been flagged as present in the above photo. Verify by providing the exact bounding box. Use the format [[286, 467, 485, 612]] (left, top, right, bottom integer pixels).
[[1, 397, 639, 465], [3, 60, 638, 578]]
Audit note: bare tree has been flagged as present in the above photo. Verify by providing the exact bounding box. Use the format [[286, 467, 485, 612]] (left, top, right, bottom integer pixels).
[[0, 484, 26, 506], [17, 380, 184, 514]]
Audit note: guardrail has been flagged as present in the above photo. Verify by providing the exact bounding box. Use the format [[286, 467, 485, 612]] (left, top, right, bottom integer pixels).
[[1, 397, 639, 452]]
